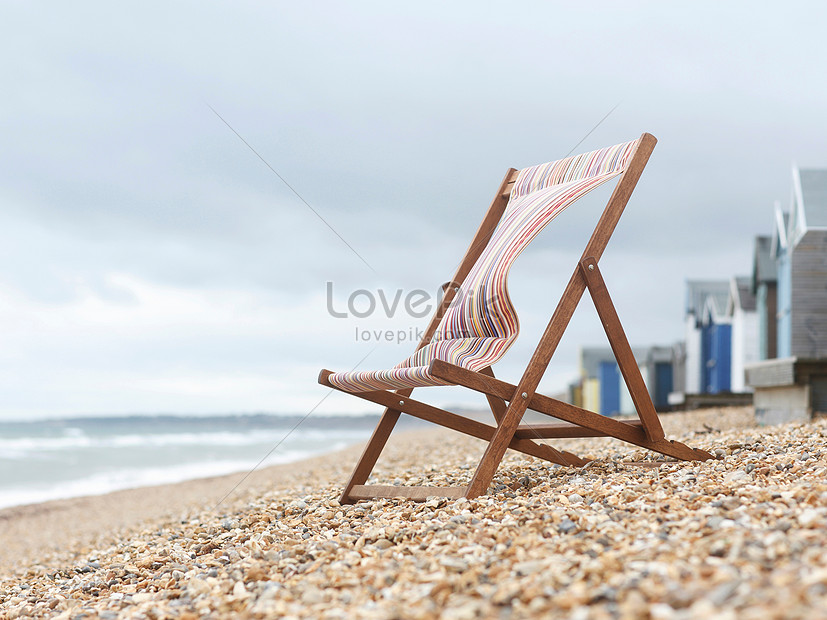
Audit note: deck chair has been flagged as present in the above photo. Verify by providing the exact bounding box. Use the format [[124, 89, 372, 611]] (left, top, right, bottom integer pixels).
[[319, 132, 712, 503]]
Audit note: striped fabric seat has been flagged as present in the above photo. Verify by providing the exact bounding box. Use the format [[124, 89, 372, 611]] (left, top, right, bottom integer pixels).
[[327, 138, 642, 393]]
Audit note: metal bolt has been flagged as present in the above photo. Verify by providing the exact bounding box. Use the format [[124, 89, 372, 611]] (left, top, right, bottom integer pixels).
[[521, 392, 528, 399], [588, 264, 595, 271], [454, 287, 460, 292], [399, 400, 404, 406]]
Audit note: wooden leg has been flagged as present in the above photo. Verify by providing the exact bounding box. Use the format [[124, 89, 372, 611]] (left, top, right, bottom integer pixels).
[[465, 399, 529, 498], [339, 407, 402, 504], [465, 267, 591, 498], [480, 367, 586, 465], [580, 257, 665, 441], [480, 366, 507, 423]]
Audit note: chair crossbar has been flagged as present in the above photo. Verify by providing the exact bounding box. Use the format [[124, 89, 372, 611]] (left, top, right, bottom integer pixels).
[[514, 420, 644, 439], [319, 369, 586, 468], [349, 485, 467, 501]]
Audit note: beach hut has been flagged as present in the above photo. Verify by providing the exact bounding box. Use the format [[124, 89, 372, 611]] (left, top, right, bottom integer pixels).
[[770, 167, 827, 358], [751, 235, 777, 361], [669, 341, 687, 405], [726, 276, 759, 392], [781, 166, 827, 358], [577, 346, 675, 416], [747, 166, 827, 423], [701, 299, 731, 394], [683, 280, 730, 395], [640, 346, 676, 410], [578, 347, 630, 416], [772, 204, 792, 357]]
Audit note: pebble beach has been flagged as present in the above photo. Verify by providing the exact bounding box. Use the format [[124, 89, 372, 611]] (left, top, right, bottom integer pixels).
[[2, 406, 827, 619]]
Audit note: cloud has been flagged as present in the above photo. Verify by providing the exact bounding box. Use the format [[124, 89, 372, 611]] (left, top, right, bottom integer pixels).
[[0, 1, 825, 418]]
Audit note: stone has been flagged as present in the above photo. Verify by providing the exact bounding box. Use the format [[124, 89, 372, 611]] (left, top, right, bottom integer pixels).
[[724, 470, 749, 484], [3, 407, 827, 620], [798, 508, 823, 528]]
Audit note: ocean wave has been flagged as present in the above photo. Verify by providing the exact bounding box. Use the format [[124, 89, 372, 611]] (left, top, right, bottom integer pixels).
[[0, 449, 320, 511], [0, 428, 368, 455]]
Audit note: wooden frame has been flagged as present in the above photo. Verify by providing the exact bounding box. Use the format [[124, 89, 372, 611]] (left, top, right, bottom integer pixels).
[[319, 133, 712, 503]]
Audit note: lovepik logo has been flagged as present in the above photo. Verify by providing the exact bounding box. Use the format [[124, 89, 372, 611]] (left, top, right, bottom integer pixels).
[[326, 282, 500, 343], [325, 282, 450, 319]]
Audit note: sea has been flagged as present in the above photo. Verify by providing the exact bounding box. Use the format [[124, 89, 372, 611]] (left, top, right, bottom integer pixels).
[[0, 413, 426, 511]]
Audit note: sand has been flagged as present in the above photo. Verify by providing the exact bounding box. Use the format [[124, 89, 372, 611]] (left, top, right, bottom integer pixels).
[[2, 406, 826, 619]]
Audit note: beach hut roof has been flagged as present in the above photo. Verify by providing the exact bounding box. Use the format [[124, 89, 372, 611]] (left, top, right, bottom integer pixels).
[[579, 346, 646, 379], [790, 166, 827, 246], [727, 275, 756, 315], [686, 280, 730, 320]]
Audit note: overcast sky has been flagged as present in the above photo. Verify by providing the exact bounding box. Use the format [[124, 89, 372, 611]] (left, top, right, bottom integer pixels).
[[1, 1, 825, 420]]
